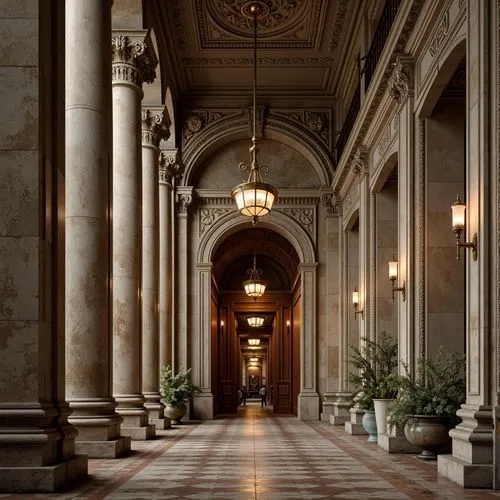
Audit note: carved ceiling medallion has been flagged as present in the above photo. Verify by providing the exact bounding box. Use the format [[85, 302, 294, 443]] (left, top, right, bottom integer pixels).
[[196, 0, 323, 48]]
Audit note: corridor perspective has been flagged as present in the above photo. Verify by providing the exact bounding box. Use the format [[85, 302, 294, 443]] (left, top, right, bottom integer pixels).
[[1, 403, 499, 500]]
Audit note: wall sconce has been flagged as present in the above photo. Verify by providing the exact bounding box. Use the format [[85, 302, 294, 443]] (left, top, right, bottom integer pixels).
[[451, 195, 478, 261], [286, 320, 291, 333], [388, 254, 405, 301], [352, 288, 363, 319]]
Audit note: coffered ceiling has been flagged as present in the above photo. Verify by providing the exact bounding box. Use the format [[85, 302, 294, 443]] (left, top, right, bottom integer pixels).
[[146, 0, 363, 107]]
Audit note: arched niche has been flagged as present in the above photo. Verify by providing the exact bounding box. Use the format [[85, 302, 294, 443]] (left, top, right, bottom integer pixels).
[[182, 114, 332, 187]]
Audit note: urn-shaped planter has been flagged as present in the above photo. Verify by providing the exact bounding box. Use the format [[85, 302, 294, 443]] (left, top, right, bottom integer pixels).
[[164, 403, 187, 425], [362, 410, 378, 443], [373, 399, 394, 436], [404, 415, 453, 460]]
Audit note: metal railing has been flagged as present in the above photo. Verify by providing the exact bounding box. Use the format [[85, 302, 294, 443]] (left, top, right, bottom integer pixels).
[[335, 0, 402, 163]]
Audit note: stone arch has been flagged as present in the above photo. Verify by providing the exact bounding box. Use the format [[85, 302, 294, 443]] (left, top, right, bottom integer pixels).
[[197, 210, 316, 265], [182, 114, 332, 187], [372, 151, 398, 193], [419, 37, 466, 117]]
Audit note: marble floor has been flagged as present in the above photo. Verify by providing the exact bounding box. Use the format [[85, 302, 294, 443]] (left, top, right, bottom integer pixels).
[[3, 402, 500, 499]]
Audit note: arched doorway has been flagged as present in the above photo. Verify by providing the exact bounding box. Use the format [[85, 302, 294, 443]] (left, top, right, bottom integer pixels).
[[212, 228, 301, 416]]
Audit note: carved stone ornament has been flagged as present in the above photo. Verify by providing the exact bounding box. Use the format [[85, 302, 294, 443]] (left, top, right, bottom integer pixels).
[[245, 105, 265, 139], [142, 108, 170, 147], [351, 148, 367, 177], [182, 110, 225, 146], [387, 55, 414, 104], [159, 150, 183, 185], [281, 207, 315, 239], [320, 190, 342, 216], [196, 0, 322, 49], [112, 34, 157, 86], [199, 208, 232, 235], [289, 110, 330, 146], [177, 193, 193, 215]]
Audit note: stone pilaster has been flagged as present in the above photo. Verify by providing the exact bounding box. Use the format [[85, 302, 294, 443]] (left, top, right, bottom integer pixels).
[[438, 0, 494, 487], [111, 30, 157, 440], [298, 263, 320, 420], [193, 263, 215, 419], [141, 107, 170, 430], [175, 187, 194, 372], [65, 0, 130, 461], [159, 150, 181, 378]]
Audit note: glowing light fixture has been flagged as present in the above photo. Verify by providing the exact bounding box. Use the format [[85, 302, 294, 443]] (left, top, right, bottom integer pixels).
[[230, 2, 277, 225], [352, 287, 363, 319], [451, 195, 477, 261], [388, 254, 406, 301], [248, 337, 261, 345], [243, 252, 267, 298]]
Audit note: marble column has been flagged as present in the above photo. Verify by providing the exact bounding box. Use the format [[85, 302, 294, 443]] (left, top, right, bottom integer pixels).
[[141, 107, 170, 430], [0, 1, 86, 491], [298, 263, 320, 420], [175, 187, 194, 372], [159, 150, 180, 375], [438, 0, 494, 487], [65, 0, 130, 460], [111, 30, 156, 440]]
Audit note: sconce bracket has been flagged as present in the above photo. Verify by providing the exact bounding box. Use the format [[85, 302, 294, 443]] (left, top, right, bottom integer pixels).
[[391, 279, 406, 302], [456, 231, 478, 261]]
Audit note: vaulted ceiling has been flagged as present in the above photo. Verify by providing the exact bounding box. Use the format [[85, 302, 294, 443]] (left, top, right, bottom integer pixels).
[[145, 0, 363, 108]]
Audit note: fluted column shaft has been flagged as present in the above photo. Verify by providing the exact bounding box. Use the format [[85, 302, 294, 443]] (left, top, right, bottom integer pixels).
[[111, 30, 156, 440], [66, 0, 129, 459], [141, 108, 169, 428]]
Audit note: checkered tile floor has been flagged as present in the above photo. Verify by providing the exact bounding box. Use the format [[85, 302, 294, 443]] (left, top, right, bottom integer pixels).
[[4, 402, 500, 499]]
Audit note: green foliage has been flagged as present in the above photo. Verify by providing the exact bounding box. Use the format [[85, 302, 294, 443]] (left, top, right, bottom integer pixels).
[[386, 348, 466, 428], [348, 332, 399, 411], [159, 366, 200, 406]]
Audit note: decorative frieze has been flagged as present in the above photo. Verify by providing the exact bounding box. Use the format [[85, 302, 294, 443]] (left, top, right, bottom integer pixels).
[[320, 190, 342, 216], [182, 57, 336, 66], [375, 113, 399, 165], [281, 207, 315, 239], [183, 110, 232, 146], [387, 55, 414, 104], [142, 108, 170, 148], [199, 208, 232, 235], [275, 109, 331, 148], [111, 33, 157, 86], [342, 182, 359, 220], [429, 10, 450, 57]]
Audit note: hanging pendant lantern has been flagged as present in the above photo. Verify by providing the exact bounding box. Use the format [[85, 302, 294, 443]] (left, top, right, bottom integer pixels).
[[243, 252, 267, 298]]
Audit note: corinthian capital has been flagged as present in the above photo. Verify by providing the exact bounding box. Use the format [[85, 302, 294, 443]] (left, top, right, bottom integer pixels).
[[142, 106, 170, 148], [159, 149, 183, 185], [177, 188, 194, 215], [387, 54, 414, 105], [112, 30, 157, 86]]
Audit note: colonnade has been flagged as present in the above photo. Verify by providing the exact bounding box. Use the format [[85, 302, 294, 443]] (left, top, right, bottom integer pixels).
[[0, 1, 182, 492]]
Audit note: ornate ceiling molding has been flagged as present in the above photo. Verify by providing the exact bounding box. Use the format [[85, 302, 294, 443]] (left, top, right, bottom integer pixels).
[[195, 0, 324, 49], [328, 0, 349, 50], [181, 57, 336, 66]]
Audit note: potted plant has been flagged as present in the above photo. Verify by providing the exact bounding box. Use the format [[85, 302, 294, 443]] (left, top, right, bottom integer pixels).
[[159, 366, 200, 424], [348, 332, 399, 443], [386, 348, 465, 460]]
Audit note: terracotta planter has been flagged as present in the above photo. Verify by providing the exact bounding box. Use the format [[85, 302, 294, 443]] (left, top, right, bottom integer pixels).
[[362, 410, 378, 443], [164, 403, 187, 425], [404, 415, 453, 460], [373, 399, 394, 436]]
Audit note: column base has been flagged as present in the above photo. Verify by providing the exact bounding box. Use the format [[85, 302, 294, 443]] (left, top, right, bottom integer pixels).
[[193, 393, 214, 420], [345, 407, 366, 435], [329, 414, 347, 426], [377, 434, 420, 453], [121, 424, 155, 440], [0, 454, 87, 493], [345, 422, 367, 435], [76, 436, 131, 458], [298, 393, 320, 421], [150, 417, 171, 430], [438, 455, 493, 489]]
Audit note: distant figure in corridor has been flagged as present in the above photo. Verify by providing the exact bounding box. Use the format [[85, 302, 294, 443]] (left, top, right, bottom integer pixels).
[[259, 384, 267, 407], [241, 385, 248, 406]]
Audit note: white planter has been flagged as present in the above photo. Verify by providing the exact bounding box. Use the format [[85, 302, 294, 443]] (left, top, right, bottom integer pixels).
[[373, 399, 394, 435]]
